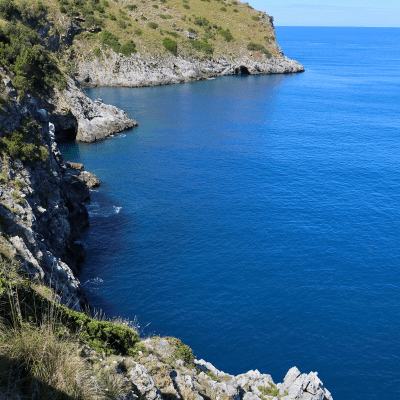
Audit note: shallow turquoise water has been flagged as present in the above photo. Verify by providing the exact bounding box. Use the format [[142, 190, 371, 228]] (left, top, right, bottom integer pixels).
[[60, 27, 400, 400]]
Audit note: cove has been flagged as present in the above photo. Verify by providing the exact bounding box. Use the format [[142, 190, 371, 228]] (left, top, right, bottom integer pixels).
[[60, 27, 400, 400]]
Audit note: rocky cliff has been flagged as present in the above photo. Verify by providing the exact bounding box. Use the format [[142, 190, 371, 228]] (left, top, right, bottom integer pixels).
[[49, 78, 137, 142], [73, 336, 333, 400], [76, 53, 304, 89]]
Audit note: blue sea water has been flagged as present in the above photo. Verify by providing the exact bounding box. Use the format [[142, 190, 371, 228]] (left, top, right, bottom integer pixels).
[[60, 27, 400, 400]]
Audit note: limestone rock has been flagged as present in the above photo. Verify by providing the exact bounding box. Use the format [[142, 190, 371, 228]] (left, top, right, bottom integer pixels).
[[49, 78, 138, 142], [278, 367, 333, 400], [0, 90, 90, 310], [77, 170, 100, 188], [76, 53, 305, 89], [129, 363, 163, 400]]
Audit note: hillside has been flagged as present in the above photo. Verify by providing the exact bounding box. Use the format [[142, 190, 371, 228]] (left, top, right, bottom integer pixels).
[[1, 0, 304, 89]]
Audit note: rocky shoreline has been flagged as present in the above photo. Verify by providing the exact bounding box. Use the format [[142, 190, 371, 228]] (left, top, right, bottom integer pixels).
[[76, 54, 304, 89], [77, 336, 333, 400]]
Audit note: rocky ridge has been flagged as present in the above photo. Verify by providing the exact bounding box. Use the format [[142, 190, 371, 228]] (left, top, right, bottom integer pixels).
[[77, 53, 304, 88], [79, 336, 333, 400]]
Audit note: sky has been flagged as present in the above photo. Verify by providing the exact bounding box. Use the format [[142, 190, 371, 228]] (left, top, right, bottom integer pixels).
[[248, 1, 400, 27]]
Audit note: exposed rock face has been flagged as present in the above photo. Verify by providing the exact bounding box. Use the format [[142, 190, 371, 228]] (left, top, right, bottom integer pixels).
[[67, 162, 100, 188], [49, 78, 137, 143], [0, 80, 92, 311], [82, 337, 333, 400], [76, 54, 305, 89]]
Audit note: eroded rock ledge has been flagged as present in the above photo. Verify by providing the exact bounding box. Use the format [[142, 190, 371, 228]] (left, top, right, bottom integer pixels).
[[76, 54, 305, 88], [50, 78, 137, 143]]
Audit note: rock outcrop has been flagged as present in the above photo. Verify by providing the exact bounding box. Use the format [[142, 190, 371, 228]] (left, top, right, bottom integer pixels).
[[76, 53, 305, 89], [82, 336, 333, 400], [49, 78, 137, 142]]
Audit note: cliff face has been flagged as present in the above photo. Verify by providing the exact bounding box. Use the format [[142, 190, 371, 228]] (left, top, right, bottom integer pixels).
[[49, 78, 137, 142], [76, 53, 304, 89], [0, 70, 98, 309]]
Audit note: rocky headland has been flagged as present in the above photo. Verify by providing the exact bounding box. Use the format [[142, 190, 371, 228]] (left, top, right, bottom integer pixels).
[[76, 54, 304, 89]]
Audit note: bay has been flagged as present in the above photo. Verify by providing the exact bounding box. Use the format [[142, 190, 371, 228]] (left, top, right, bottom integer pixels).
[[60, 27, 400, 400]]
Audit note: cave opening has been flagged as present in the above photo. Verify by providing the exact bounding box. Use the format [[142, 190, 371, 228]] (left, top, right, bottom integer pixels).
[[239, 66, 250, 75], [59, 127, 77, 142]]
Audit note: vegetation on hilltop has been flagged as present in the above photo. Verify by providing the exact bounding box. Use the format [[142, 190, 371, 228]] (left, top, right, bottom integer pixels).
[[65, 0, 277, 59], [0, 0, 279, 95]]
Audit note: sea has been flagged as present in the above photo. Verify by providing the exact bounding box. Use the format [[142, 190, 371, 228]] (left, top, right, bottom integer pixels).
[[59, 27, 400, 400]]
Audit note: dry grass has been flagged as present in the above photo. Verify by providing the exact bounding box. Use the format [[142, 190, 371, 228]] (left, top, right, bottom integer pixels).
[[0, 321, 102, 399], [0, 264, 133, 400], [0, 276, 103, 400], [67, 0, 278, 60]]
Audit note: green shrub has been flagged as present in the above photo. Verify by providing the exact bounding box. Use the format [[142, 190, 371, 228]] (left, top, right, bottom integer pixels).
[[190, 38, 213, 55], [258, 385, 280, 397], [148, 21, 158, 29], [162, 37, 177, 55], [219, 28, 233, 42], [134, 28, 143, 35], [120, 39, 137, 56], [0, 174, 8, 185], [125, 4, 137, 10], [165, 30, 179, 38], [0, 119, 49, 163], [220, 6, 226, 11], [118, 20, 127, 29], [84, 14, 104, 28], [252, 15, 260, 21], [109, 13, 116, 20], [152, 4, 158, 8], [99, 29, 121, 53], [0, 21, 66, 94], [183, 3, 190, 8], [233, 8, 237, 12], [15, 180, 25, 189], [247, 42, 272, 57], [169, 338, 195, 366], [93, 47, 102, 57], [159, 14, 172, 19]]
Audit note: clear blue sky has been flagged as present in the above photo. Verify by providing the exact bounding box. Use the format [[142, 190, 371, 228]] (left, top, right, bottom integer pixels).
[[248, 1, 400, 26]]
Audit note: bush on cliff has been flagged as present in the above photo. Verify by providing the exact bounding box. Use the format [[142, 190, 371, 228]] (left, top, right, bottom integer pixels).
[[247, 42, 272, 58], [0, 118, 49, 163], [120, 39, 137, 56], [99, 29, 121, 53], [219, 28, 233, 42], [0, 0, 66, 94], [163, 37, 178, 55], [190, 38, 213, 56]]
